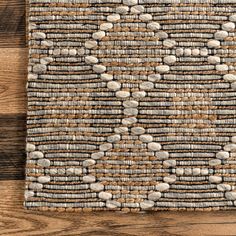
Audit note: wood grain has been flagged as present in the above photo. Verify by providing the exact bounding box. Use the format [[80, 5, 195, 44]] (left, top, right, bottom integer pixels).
[[0, 0, 26, 47], [0, 1, 27, 178], [0, 48, 27, 114], [0, 180, 236, 236], [0, 48, 26, 180], [0, 115, 26, 180]]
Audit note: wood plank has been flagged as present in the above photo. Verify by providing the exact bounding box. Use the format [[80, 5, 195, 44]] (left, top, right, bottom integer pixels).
[[0, 48, 27, 114], [0, 115, 26, 180], [0, 180, 236, 236], [0, 0, 26, 47], [0, 46, 27, 180]]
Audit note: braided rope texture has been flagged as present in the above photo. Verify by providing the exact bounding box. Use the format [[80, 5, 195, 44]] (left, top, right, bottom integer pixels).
[[25, 0, 236, 212]]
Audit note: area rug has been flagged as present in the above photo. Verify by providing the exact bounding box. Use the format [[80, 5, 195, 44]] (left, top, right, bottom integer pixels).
[[25, 0, 236, 211]]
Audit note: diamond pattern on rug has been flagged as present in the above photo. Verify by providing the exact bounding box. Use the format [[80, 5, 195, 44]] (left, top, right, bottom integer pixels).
[[25, 0, 236, 211]]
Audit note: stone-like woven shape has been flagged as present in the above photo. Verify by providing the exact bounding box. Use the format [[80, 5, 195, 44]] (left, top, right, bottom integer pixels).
[[25, 0, 236, 212]]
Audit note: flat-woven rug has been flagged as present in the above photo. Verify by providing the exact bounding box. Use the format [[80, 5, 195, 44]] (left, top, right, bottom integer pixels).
[[25, 0, 236, 211]]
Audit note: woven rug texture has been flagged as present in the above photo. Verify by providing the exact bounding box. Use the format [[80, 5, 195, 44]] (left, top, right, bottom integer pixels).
[[25, 0, 236, 211]]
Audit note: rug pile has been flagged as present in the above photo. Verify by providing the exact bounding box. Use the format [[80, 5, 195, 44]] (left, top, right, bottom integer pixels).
[[25, 0, 236, 211]]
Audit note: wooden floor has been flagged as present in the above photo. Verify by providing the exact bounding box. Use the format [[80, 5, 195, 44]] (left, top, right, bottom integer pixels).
[[0, 1, 236, 235]]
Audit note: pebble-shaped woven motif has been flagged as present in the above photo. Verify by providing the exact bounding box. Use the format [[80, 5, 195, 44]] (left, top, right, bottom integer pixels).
[[25, 0, 236, 212]]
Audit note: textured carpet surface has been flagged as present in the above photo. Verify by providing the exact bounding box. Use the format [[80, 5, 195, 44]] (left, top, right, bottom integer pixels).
[[25, 0, 236, 211]]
